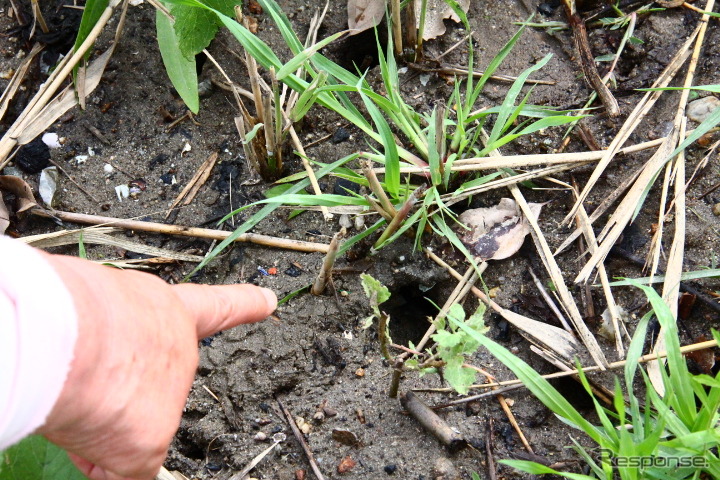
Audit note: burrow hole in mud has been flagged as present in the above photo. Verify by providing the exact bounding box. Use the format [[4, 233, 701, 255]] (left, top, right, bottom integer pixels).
[[384, 283, 442, 347], [328, 26, 387, 72]]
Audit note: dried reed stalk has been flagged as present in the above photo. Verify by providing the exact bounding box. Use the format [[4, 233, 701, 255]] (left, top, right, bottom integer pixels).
[[564, 24, 700, 223], [31, 210, 331, 253]]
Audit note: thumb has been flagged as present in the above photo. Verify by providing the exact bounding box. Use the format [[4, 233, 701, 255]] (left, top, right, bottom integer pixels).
[[66, 453, 137, 480], [172, 283, 277, 338]]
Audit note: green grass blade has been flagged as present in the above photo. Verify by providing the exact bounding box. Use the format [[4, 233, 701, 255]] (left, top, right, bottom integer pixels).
[[487, 54, 552, 147], [156, 10, 199, 113], [186, 153, 358, 278], [449, 318, 605, 444], [356, 80, 400, 197], [499, 460, 595, 480], [338, 218, 386, 255], [73, 0, 109, 58], [468, 19, 530, 104], [275, 31, 345, 80]]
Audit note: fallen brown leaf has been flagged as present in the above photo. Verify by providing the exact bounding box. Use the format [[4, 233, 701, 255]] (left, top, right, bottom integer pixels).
[[348, 0, 386, 34], [457, 198, 543, 262]]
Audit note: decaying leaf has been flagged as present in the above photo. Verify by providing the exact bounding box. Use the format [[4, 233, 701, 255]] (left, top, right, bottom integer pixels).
[[348, 0, 386, 34], [0, 174, 39, 217], [347, 0, 470, 40], [417, 0, 470, 40], [39, 166, 59, 207], [0, 191, 8, 235], [457, 198, 544, 262]]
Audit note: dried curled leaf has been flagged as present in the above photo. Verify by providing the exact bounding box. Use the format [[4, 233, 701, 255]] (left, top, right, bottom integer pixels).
[[417, 0, 470, 40], [0, 175, 39, 233], [347, 0, 386, 34], [347, 0, 470, 39], [457, 198, 544, 262]]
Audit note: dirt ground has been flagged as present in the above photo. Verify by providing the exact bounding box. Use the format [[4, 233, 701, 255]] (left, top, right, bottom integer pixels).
[[1, 0, 719, 479]]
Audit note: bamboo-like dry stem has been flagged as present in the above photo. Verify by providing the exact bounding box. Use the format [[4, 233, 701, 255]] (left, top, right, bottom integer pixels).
[[287, 123, 332, 221], [276, 398, 326, 480], [0, 0, 123, 168], [311, 232, 342, 295], [373, 185, 426, 248], [31, 210, 331, 253], [400, 392, 466, 453], [564, 24, 700, 223], [364, 194, 394, 223], [362, 160, 397, 217], [648, 0, 714, 395], [390, 0, 402, 57]]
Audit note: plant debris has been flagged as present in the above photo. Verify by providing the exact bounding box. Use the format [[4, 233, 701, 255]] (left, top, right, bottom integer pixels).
[[457, 198, 544, 262]]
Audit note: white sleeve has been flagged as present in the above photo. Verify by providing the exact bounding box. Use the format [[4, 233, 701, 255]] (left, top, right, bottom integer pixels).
[[0, 236, 78, 449]]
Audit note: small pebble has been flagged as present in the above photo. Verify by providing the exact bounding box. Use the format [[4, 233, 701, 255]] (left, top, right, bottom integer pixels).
[[432, 457, 460, 480], [285, 265, 303, 277], [331, 127, 350, 144], [339, 214, 352, 229], [332, 428, 360, 447], [16, 138, 50, 174], [713, 203, 720, 216], [384, 464, 397, 475], [687, 96, 720, 123], [254, 432, 268, 442], [337, 456, 356, 474]]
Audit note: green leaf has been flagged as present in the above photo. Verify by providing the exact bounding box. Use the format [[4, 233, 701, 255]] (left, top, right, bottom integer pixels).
[[433, 329, 464, 349], [444, 356, 476, 395], [361, 274, 391, 318], [78, 231, 86, 259], [0, 436, 86, 480], [156, 11, 199, 113], [500, 459, 595, 479], [607, 269, 720, 286], [449, 317, 604, 444], [167, 0, 239, 59], [242, 122, 264, 144], [73, 0, 109, 58]]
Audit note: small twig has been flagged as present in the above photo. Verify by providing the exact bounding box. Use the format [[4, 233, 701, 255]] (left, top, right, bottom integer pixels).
[[31, 0, 49, 34], [400, 392, 467, 453], [561, 0, 619, 116], [287, 123, 332, 221], [276, 397, 326, 480], [229, 439, 283, 480], [485, 418, 497, 480], [47, 159, 101, 203], [202, 385, 220, 403], [388, 358, 403, 398], [165, 152, 219, 219], [84, 124, 111, 145], [416, 338, 718, 395], [311, 231, 342, 295], [30, 209, 331, 253], [373, 184, 426, 248], [496, 392, 534, 453], [527, 266, 573, 334], [362, 160, 397, 217]]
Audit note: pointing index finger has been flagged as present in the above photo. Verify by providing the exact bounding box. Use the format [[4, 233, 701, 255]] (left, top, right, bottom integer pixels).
[[172, 284, 277, 338]]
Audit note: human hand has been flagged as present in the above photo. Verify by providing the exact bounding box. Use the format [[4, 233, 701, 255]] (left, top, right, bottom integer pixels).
[[36, 253, 277, 480]]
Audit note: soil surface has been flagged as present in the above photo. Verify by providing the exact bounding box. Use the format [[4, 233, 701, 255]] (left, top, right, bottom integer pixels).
[[2, 1, 719, 479]]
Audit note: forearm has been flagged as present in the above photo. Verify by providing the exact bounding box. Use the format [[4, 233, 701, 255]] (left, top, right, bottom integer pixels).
[[0, 236, 78, 450]]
